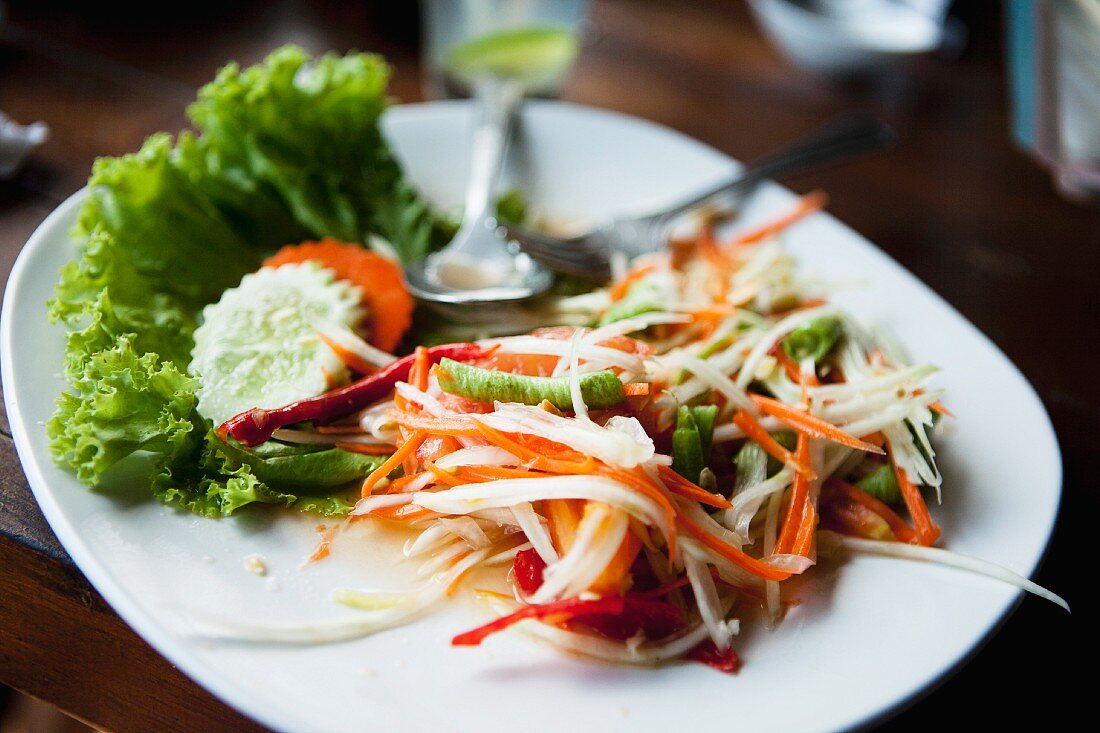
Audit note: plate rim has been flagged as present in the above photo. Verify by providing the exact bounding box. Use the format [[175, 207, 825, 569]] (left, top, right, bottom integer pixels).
[[1, 99, 1063, 733]]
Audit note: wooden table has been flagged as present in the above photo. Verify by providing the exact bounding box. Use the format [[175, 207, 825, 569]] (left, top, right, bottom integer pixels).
[[0, 1, 1086, 729]]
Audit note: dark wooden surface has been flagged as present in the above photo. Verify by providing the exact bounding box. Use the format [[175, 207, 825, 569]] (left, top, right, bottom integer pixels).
[[0, 1, 1086, 730]]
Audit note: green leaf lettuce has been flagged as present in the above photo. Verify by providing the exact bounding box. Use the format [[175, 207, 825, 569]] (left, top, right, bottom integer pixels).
[[47, 46, 429, 517]]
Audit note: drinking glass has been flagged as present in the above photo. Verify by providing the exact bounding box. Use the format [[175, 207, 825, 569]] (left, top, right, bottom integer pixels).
[[420, 0, 588, 99]]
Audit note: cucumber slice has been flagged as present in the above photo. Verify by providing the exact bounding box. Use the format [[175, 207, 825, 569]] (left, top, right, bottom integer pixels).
[[190, 262, 363, 424]]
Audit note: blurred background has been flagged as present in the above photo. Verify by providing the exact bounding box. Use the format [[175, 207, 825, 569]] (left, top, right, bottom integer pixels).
[[0, 0, 1089, 730]]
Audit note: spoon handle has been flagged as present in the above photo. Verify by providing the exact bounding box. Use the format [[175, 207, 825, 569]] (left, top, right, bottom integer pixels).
[[461, 78, 525, 230]]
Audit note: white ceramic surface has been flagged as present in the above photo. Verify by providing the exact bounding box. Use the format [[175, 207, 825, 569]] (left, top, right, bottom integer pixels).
[[1, 101, 1061, 733]]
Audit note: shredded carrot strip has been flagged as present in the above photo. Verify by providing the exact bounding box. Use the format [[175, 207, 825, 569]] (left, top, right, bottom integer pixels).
[[724, 190, 828, 248], [690, 304, 738, 320], [316, 332, 376, 375], [590, 527, 642, 596], [544, 498, 585, 554], [677, 513, 791, 582], [791, 499, 817, 557], [697, 227, 734, 298], [596, 466, 679, 560], [412, 346, 430, 392], [750, 394, 884, 454], [474, 423, 595, 474], [929, 401, 954, 418], [306, 524, 339, 564], [385, 471, 428, 494], [609, 264, 657, 301], [360, 430, 427, 497], [732, 409, 815, 479], [320, 366, 337, 391], [867, 348, 887, 368], [860, 431, 887, 448], [423, 460, 465, 487], [773, 346, 803, 383], [623, 382, 651, 397], [890, 452, 941, 546], [455, 465, 549, 481], [824, 477, 917, 544], [334, 442, 396, 455], [775, 431, 812, 554], [656, 465, 732, 509]]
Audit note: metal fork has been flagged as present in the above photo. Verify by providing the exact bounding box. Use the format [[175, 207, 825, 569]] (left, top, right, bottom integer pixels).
[[502, 116, 895, 281]]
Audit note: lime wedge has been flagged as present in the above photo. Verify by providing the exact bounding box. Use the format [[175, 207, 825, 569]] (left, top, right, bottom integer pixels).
[[190, 262, 363, 424], [445, 26, 579, 91]]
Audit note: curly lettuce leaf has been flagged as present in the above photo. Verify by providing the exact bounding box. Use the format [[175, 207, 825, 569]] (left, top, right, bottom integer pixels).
[[189, 45, 435, 263], [48, 336, 199, 485], [153, 429, 360, 518], [49, 229, 197, 373], [48, 46, 421, 517]]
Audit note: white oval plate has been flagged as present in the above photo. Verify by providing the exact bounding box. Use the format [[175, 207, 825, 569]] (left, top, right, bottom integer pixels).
[[1, 101, 1061, 733]]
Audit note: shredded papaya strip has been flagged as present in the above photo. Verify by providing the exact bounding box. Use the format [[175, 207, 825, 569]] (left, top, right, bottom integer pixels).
[[656, 465, 732, 509], [391, 412, 480, 437], [750, 394, 884, 454], [725, 190, 828, 248], [609, 264, 657, 301], [890, 452, 941, 547], [596, 466, 679, 560], [677, 512, 791, 582], [474, 423, 596, 474], [445, 552, 478, 597], [732, 409, 815, 480], [623, 382, 651, 397], [316, 424, 367, 434], [369, 504, 440, 522], [634, 575, 692, 600], [824, 477, 917, 544], [361, 430, 427, 497], [775, 431, 812, 554], [334, 442, 396, 455], [867, 348, 887, 368]]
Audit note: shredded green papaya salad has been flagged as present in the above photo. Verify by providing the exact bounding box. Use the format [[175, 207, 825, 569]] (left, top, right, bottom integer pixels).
[[47, 47, 1066, 674]]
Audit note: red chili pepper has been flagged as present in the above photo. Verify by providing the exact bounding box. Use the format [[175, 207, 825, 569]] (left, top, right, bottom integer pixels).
[[512, 548, 547, 596], [687, 640, 742, 673], [219, 343, 487, 447], [569, 597, 686, 641], [451, 596, 627, 646]]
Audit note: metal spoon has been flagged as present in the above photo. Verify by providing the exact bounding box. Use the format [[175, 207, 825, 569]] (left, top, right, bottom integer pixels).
[[404, 78, 553, 305]]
